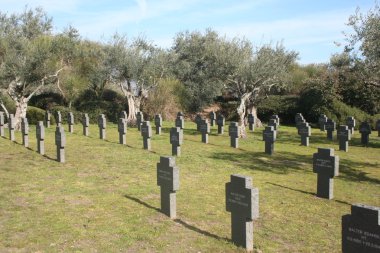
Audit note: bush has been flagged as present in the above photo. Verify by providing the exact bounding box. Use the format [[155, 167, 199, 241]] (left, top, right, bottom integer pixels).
[[26, 106, 46, 125], [257, 95, 299, 124], [143, 79, 183, 120], [49, 106, 82, 125]]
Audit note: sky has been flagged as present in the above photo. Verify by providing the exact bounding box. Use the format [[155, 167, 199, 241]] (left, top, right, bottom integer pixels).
[[0, 0, 376, 64]]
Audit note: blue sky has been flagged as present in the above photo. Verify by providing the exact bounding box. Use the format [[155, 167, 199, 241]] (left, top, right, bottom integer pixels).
[[1, 0, 376, 64]]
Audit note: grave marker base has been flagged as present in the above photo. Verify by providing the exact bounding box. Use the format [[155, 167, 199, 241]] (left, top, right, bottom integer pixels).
[[317, 174, 334, 199]]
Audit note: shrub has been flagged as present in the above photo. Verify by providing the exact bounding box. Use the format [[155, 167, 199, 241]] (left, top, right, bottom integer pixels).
[[257, 95, 299, 124], [26, 106, 45, 125]]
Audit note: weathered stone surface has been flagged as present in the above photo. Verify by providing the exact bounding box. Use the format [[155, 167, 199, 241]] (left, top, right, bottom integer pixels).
[[298, 122, 311, 146], [229, 122, 240, 148], [98, 114, 106, 140], [55, 126, 66, 163], [313, 148, 339, 199], [154, 114, 162, 135], [346, 116, 356, 135], [36, 121, 45, 155], [21, 117, 29, 147], [195, 114, 202, 131], [8, 114, 15, 141], [209, 111, 216, 126], [199, 119, 210, 144], [359, 122, 371, 146], [44, 111, 51, 128], [0, 112, 4, 137], [118, 118, 127, 145], [55, 111, 62, 126], [226, 174, 259, 251], [318, 114, 328, 131], [82, 113, 89, 136], [157, 156, 179, 219], [217, 114, 225, 134], [248, 114, 255, 131], [141, 121, 152, 150], [337, 125, 351, 152], [170, 127, 183, 156], [263, 126, 276, 155], [325, 119, 336, 140], [67, 112, 74, 133], [342, 203, 380, 253], [136, 112, 144, 131]]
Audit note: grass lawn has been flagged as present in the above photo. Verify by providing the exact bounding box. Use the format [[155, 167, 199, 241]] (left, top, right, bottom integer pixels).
[[0, 121, 379, 252]]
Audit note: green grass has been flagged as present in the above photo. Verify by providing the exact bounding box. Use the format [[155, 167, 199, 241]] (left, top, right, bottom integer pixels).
[[0, 122, 379, 252]]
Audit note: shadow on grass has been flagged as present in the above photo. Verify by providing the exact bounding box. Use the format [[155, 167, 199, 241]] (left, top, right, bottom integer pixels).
[[43, 154, 57, 161], [267, 182, 351, 206], [211, 150, 311, 174], [339, 160, 380, 185], [173, 219, 231, 243], [124, 194, 231, 243]]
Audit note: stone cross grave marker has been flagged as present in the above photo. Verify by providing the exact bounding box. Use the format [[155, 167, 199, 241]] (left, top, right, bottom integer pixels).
[[55, 111, 62, 126], [342, 203, 380, 253], [82, 113, 89, 136], [177, 111, 184, 117], [136, 112, 143, 131], [195, 114, 202, 131], [337, 125, 351, 152], [98, 114, 106, 140], [44, 111, 51, 128], [325, 119, 336, 140], [9, 114, 15, 141], [199, 119, 210, 143], [319, 114, 328, 131], [268, 119, 278, 131], [36, 121, 45, 155], [141, 121, 152, 150], [21, 117, 29, 147], [376, 119, 380, 137], [154, 114, 162, 135], [312, 148, 339, 199], [120, 111, 128, 121], [55, 126, 66, 163], [118, 118, 127, 145], [209, 111, 216, 126], [295, 113, 304, 125], [298, 121, 311, 146], [67, 112, 74, 133], [359, 122, 371, 146], [157, 156, 179, 219], [263, 126, 276, 155], [170, 127, 183, 156], [0, 112, 4, 137], [229, 122, 240, 148], [270, 115, 280, 127], [217, 114, 225, 134], [248, 113, 255, 131], [346, 116, 356, 135], [226, 174, 259, 251], [175, 115, 184, 131]]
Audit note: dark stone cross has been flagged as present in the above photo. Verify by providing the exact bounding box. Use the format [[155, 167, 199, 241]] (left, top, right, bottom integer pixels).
[[209, 111, 216, 126], [346, 116, 356, 135], [82, 113, 89, 136], [141, 121, 152, 150], [318, 114, 328, 131], [67, 112, 74, 133], [120, 111, 128, 121], [55, 111, 62, 126], [177, 111, 184, 117], [268, 119, 278, 131], [376, 119, 380, 137], [199, 119, 210, 143], [8, 114, 15, 141], [55, 126, 66, 163], [248, 113, 255, 131], [229, 122, 240, 148], [136, 112, 144, 131], [157, 156, 179, 219], [342, 203, 380, 253], [325, 119, 336, 140], [175, 115, 184, 131], [0, 112, 4, 137], [359, 122, 371, 146], [44, 111, 51, 128], [298, 121, 311, 146], [263, 126, 276, 155], [270, 115, 280, 128], [226, 174, 259, 251], [312, 148, 339, 199], [217, 114, 225, 134], [21, 117, 29, 147], [36, 121, 45, 155], [118, 118, 127, 145], [170, 127, 183, 156], [98, 114, 106, 140], [154, 114, 162, 135], [295, 113, 304, 124], [195, 114, 202, 131], [337, 125, 351, 152]]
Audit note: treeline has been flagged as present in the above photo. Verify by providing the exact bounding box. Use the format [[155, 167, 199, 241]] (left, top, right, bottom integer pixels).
[[0, 5, 379, 135]]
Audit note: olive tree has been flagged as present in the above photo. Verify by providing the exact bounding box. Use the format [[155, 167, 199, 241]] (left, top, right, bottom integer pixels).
[[0, 8, 73, 128]]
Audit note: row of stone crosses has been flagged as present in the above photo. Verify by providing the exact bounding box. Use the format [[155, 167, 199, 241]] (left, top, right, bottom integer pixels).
[[0, 110, 379, 252]]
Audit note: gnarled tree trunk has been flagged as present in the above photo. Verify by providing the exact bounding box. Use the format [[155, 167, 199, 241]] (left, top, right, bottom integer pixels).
[[126, 94, 142, 124], [13, 96, 28, 130], [237, 92, 252, 138], [249, 105, 263, 128]]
